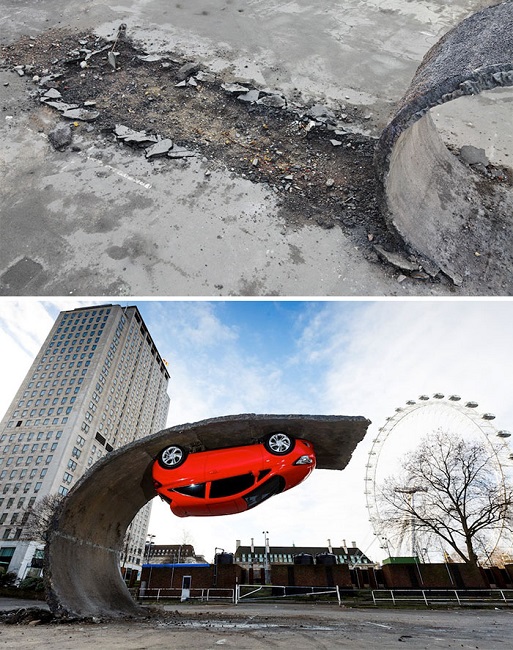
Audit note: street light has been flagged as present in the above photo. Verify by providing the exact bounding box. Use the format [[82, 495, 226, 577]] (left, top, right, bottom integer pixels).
[[262, 530, 270, 584], [145, 533, 156, 563], [394, 486, 427, 557], [144, 533, 156, 593]]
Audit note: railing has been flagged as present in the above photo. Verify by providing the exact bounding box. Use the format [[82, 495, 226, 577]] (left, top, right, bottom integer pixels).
[[372, 589, 513, 607], [235, 584, 342, 605], [138, 587, 234, 602]]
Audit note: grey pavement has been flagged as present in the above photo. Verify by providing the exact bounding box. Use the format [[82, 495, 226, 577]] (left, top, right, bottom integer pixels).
[[0, 597, 512, 649], [1, 0, 510, 296], [0, 596, 48, 610]]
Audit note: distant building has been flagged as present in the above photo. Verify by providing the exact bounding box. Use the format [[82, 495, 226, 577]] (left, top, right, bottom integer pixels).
[[234, 539, 376, 570], [0, 304, 170, 582], [145, 544, 205, 565]]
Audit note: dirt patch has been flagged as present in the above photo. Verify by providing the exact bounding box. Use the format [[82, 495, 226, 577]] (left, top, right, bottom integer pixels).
[[1, 27, 510, 289]]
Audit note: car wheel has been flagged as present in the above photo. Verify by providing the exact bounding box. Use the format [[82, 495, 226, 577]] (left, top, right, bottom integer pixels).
[[157, 444, 188, 469], [264, 432, 295, 455]]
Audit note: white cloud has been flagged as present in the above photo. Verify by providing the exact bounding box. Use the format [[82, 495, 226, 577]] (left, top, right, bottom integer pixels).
[[1, 299, 511, 564]]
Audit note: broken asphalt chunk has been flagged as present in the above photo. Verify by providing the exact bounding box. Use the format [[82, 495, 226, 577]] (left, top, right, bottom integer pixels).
[[39, 73, 63, 86], [176, 62, 200, 81], [374, 245, 420, 272], [307, 104, 336, 124], [195, 71, 215, 83], [113, 124, 134, 139], [48, 122, 72, 151], [460, 145, 489, 167], [221, 82, 250, 94], [61, 108, 100, 121], [137, 54, 164, 62], [168, 147, 196, 159], [237, 89, 260, 103], [108, 51, 119, 70], [42, 88, 63, 100], [83, 45, 111, 61], [42, 100, 79, 112], [258, 94, 286, 108], [113, 124, 159, 145], [145, 139, 173, 158]]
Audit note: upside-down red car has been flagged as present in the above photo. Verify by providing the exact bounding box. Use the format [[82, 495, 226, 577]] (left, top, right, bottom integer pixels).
[[152, 432, 316, 517]]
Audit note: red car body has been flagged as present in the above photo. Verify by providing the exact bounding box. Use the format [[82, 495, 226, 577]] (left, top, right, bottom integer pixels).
[[152, 433, 316, 517]]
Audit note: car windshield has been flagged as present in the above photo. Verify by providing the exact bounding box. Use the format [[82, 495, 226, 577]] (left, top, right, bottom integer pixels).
[[243, 475, 283, 509], [210, 473, 255, 498]]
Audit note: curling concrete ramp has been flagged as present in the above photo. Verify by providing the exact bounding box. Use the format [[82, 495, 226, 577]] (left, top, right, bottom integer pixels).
[[376, 1, 513, 287], [44, 413, 370, 618]]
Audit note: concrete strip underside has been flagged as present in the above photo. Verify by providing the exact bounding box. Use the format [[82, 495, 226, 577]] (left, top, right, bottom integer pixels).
[[376, 1, 513, 286], [44, 413, 370, 618]]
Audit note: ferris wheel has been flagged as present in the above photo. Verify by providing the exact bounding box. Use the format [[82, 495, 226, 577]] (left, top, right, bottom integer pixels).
[[365, 393, 513, 561]]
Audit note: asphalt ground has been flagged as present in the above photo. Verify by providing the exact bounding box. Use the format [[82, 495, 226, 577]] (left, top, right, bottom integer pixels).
[[1, 0, 511, 295], [0, 598, 512, 648]]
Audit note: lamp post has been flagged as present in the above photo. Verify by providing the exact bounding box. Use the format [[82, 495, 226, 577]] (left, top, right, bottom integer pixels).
[[394, 486, 427, 557], [213, 547, 224, 587], [145, 533, 156, 563], [145, 533, 156, 590], [262, 530, 270, 584]]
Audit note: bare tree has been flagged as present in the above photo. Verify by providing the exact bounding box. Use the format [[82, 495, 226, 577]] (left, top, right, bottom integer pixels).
[[181, 528, 194, 547], [378, 429, 512, 566], [21, 494, 63, 544]]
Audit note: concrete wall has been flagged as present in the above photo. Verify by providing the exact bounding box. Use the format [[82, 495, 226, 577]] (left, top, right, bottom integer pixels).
[[44, 413, 369, 617], [375, 2, 513, 286]]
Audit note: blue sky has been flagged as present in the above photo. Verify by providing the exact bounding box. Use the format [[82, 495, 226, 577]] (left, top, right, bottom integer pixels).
[[1, 299, 512, 562]]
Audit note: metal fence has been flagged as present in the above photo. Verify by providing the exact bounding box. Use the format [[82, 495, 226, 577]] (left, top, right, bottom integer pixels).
[[235, 584, 342, 605], [137, 587, 234, 602], [372, 588, 513, 607]]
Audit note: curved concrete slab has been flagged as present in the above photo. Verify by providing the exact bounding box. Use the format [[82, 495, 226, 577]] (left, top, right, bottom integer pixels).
[[44, 413, 370, 618], [376, 2, 513, 286]]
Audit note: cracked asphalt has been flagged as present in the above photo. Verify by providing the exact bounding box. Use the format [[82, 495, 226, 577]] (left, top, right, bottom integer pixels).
[[1, 600, 512, 648], [0, 0, 511, 295]]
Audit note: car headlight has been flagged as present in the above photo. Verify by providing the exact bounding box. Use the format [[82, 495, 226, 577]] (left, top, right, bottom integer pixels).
[[294, 455, 314, 465]]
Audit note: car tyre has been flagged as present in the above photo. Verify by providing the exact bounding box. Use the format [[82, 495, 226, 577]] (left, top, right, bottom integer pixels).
[[263, 432, 295, 455], [157, 444, 188, 469]]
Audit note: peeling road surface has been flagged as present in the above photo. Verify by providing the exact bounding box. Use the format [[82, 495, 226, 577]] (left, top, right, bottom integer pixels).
[[1, 0, 511, 296], [1, 601, 513, 649]]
